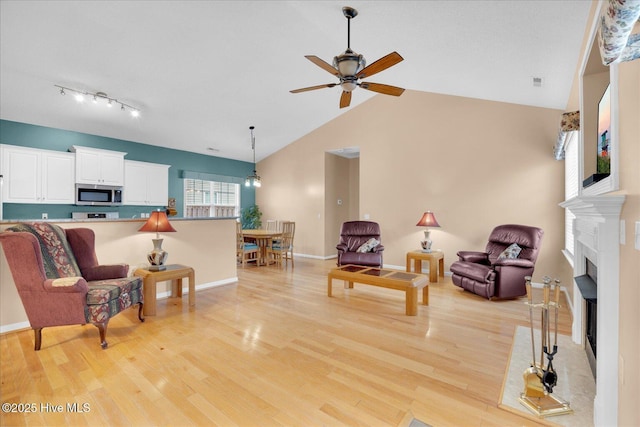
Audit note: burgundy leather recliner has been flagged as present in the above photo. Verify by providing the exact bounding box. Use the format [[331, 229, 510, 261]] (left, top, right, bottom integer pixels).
[[450, 224, 543, 299], [336, 221, 384, 268]]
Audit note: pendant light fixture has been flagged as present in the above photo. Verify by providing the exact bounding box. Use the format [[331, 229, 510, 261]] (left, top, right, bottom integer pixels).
[[245, 126, 261, 188]]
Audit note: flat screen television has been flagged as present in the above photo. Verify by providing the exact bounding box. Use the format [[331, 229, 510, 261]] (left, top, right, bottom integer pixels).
[[596, 84, 611, 175], [584, 84, 611, 188]]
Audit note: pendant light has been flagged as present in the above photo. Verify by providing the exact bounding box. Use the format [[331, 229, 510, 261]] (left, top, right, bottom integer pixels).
[[245, 126, 261, 187]]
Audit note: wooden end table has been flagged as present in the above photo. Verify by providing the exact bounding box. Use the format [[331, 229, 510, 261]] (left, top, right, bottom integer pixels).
[[134, 264, 195, 316], [406, 250, 444, 282]]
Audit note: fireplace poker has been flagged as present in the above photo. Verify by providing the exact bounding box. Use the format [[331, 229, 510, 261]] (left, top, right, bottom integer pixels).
[[523, 276, 544, 397], [541, 279, 562, 393]]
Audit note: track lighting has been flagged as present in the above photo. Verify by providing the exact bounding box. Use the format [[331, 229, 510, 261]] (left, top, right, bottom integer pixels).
[[55, 85, 141, 117]]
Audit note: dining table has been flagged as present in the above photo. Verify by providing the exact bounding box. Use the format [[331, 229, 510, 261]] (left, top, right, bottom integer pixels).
[[241, 229, 283, 266]]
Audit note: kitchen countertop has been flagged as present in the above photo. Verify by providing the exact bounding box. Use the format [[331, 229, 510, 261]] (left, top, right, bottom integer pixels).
[[0, 216, 238, 224]]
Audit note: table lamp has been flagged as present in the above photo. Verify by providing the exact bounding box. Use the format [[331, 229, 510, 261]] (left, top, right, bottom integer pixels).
[[416, 211, 440, 253], [139, 210, 176, 271]]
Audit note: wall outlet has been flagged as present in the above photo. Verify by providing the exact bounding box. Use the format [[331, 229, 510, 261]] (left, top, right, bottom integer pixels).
[[41, 213, 48, 219]]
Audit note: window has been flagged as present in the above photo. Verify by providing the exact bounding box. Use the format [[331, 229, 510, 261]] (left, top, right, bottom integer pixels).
[[184, 178, 239, 218], [563, 131, 579, 262]]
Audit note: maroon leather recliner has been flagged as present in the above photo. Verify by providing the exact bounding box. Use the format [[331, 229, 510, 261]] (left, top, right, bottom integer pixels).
[[450, 224, 544, 299], [336, 221, 384, 268]]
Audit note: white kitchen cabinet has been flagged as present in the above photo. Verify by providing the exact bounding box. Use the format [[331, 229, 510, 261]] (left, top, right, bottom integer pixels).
[[70, 145, 126, 186], [1, 144, 75, 204], [123, 160, 170, 206]]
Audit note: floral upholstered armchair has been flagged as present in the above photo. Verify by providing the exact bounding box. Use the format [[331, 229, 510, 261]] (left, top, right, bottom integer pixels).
[[0, 223, 144, 350]]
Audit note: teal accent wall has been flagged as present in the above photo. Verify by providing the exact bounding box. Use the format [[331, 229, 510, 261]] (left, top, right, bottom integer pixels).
[[0, 120, 256, 220]]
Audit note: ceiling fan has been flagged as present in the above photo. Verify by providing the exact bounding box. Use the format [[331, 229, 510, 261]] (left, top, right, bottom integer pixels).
[[290, 6, 405, 109]]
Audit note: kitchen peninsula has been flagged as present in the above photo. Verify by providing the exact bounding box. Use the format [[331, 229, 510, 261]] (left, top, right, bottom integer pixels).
[[0, 217, 238, 333]]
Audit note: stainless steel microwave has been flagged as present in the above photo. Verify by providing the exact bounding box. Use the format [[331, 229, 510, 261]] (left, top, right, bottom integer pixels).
[[75, 184, 123, 206]]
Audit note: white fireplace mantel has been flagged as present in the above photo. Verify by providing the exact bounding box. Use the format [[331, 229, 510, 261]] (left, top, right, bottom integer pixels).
[[560, 194, 625, 426]]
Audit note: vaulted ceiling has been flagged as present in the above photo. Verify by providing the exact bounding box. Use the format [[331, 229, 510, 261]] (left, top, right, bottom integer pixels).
[[0, 1, 592, 162]]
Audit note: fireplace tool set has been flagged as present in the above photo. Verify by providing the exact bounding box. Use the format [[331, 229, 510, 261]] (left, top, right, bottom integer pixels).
[[519, 276, 573, 417]]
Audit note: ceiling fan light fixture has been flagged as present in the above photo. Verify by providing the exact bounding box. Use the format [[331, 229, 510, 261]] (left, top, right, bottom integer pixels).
[[290, 6, 404, 108], [334, 51, 365, 76], [340, 79, 358, 92]]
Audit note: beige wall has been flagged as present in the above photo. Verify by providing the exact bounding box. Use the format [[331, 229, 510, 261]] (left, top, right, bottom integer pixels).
[[324, 153, 350, 255], [615, 57, 639, 427], [323, 154, 361, 255], [0, 218, 237, 330], [348, 157, 360, 219], [257, 90, 573, 287]]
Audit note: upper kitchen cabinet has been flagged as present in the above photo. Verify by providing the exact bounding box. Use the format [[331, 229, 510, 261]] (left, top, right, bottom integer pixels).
[[1, 144, 75, 204], [70, 145, 126, 186], [123, 160, 170, 206]]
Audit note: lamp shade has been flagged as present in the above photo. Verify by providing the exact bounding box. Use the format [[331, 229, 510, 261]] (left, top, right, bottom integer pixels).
[[416, 211, 440, 228], [139, 211, 177, 234]]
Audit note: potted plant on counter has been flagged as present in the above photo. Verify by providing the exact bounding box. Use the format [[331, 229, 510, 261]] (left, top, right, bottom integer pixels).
[[241, 205, 262, 229]]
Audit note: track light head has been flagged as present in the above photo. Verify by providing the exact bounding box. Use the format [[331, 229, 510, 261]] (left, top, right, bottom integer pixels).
[[54, 84, 140, 118]]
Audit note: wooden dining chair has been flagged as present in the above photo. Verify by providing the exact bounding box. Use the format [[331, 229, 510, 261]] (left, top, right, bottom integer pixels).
[[267, 221, 295, 268], [265, 220, 279, 231], [236, 222, 258, 267]]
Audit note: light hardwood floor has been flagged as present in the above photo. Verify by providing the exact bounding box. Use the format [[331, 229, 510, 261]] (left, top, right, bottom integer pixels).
[[0, 258, 572, 426]]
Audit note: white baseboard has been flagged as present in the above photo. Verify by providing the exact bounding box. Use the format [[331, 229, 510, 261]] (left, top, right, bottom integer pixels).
[[383, 263, 452, 277], [530, 281, 573, 316], [0, 277, 239, 334], [0, 321, 30, 334], [155, 277, 237, 299], [292, 253, 336, 260]]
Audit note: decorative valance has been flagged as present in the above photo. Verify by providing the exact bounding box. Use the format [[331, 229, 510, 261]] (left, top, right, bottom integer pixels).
[[554, 111, 580, 160], [598, 0, 640, 65], [560, 110, 580, 132], [180, 170, 245, 185]]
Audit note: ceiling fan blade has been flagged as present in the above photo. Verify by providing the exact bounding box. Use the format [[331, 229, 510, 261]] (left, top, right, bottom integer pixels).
[[359, 82, 405, 96], [339, 91, 352, 108], [305, 55, 339, 76], [356, 51, 403, 79], [290, 83, 337, 93]]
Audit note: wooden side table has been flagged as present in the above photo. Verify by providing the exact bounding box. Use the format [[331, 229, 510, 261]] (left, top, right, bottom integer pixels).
[[134, 264, 195, 316], [406, 250, 444, 282]]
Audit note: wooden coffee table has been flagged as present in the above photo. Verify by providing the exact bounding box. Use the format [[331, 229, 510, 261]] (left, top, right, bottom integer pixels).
[[327, 265, 429, 316]]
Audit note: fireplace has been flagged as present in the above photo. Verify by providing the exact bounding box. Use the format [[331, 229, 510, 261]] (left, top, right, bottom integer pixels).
[[575, 258, 597, 378], [560, 194, 624, 426]]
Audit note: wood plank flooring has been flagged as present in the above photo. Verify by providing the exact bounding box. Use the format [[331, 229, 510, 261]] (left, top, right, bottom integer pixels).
[[0, 258, 572, 426]]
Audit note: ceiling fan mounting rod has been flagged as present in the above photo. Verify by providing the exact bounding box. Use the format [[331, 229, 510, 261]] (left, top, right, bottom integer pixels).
[[343, 6, 357, 51]]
